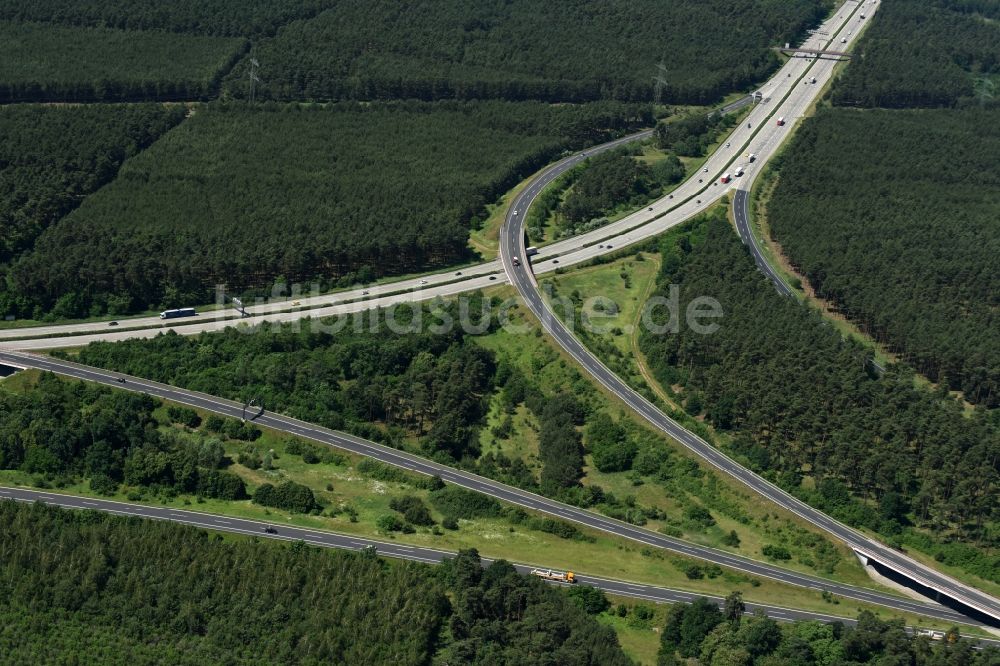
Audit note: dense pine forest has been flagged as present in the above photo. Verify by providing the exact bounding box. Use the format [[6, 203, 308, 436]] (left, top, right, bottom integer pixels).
[[0, 104, 185, 268], [832, 0, 1000, 108], [0, 501, 630, 664], [6, 101, 649, 318], [0, 0, 335, 37], [767, 108, 999, 407], [639, 214, 999, 579], [221, 0, 830, 104], [656, 596, 997, 665], [0, 21, 244, 103]]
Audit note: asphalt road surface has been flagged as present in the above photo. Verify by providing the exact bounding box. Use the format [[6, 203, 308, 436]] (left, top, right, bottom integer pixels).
[[2, 1, 872, 351], [3, 485, 999, 648], [0, 350, 982, 628], [732, 189, 794, 297], [499, 0, 1000, 627]]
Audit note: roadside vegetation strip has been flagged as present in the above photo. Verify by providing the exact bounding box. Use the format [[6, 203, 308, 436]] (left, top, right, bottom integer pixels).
[[0, 366, 975, 629], [9, 336, 988, 618]]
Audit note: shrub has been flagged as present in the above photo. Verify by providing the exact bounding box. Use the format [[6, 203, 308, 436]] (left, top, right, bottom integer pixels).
[[166, 406, 201, 428], [253, 481, 317, 513], [762, 544, 792, 561], [389, 495, 435, 526], [430, 486, 502, 520]]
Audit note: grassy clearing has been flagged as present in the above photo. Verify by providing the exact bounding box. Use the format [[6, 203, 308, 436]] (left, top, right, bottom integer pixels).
[[0, 372, 986, 635], [473, 291, 879, 591]]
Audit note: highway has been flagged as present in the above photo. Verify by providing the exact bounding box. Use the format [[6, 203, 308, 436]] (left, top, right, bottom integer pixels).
[[0, 349, 982, 628], [4, 484, 998, 646], [499, 0, 1000, 628], [1, 2, 872, 351], [732, 189, 794, 298], [2, 0, 994, 630]]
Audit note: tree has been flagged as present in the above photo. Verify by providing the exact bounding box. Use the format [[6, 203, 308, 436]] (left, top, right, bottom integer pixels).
[[724, 592, 745, 627], [567, 585, 611, 615]]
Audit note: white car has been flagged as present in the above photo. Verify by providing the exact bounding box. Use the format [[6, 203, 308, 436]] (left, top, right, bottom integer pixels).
[[703, 167, 709, 173], [420, 280, 428, 285]]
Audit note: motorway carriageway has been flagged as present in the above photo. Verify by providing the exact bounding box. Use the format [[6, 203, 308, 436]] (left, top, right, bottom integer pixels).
[[4, 0, 994, 631], [500, 0, 1000, 629], [0, 350, 982, 630], [2, 484, 999, 647], [1, 1, 870, 351]]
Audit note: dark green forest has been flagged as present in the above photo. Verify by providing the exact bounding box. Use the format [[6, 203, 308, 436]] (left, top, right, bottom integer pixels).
[[0, 372, 250, 500], [639, 214, 999, 575], [555, 148, 685, 236], [767, 108, 999, 407], [222, 0, 830, 104], [0, 104, 185, 269], [6, 101, 650, 318], [0, 21, 244, 103], [0, 501, 630, 664], [831, 0, 1000, 108], [656, 595, 997, 665], [0, 0, 334, 37], [68, 299, 501, 465]]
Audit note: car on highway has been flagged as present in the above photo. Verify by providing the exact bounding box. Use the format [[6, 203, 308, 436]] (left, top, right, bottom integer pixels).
[[598, 244, 604, 249], [489, 276, 497, 281], [648, 206, 653, 211], [605, 244, 612, 249], [703, 167, 708, 173], [512, 209, 518, 216], [263, 525, 277, 534], [455, 271, 462, 276], [361, 290, 369, 295], [420, 280, 428, 285], [552, 259, 559, 264], [108, 321, 118, 326], [725, 142, 731, 147]]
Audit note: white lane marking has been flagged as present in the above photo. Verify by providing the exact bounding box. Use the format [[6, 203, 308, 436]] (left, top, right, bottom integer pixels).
[[82, 501, 99, 506]]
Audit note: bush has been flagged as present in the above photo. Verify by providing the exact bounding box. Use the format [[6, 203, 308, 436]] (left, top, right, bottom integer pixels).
[[722, 530, 741, 547], [567, 586, 611, 615], [762, 544, 791, 561], [389, 496, 435, 526], [196, 469, 248, 501], [430, 486, 502, 520], [684, 565, 704, 579], [376, 514, 405, 532], [683, 505, 715, 528], [89, 474, 118, 495], [166, 406, 201, 428], [253, 481, 317, 513], [442, 516, 459, 530]]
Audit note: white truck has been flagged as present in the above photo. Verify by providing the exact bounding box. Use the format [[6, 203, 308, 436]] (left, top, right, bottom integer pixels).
[[530, 569, 576, 583]]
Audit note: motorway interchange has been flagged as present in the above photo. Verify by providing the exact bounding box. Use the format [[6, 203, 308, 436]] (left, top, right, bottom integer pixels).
[[3, 0, 1000, 635]]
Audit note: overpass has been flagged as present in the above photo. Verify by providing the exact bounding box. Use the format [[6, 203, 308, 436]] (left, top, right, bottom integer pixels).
[[777, 46, 853, 59]]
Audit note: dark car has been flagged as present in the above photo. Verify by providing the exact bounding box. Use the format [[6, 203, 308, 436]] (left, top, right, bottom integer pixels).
[[108, 321, 119, 326], [263, 526, 277, 534], [489, 275, 497, 281]]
